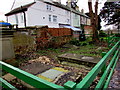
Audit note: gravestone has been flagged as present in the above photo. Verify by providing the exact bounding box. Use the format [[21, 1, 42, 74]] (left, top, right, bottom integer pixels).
[[0, 25, 15, 60]]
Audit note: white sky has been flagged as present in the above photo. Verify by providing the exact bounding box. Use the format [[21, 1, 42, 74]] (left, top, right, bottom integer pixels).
[[0, 0, 109, 30]]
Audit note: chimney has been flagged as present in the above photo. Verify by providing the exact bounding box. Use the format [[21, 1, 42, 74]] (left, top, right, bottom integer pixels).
[[66, 0, 71, 8], [81, 9, 84, 13]]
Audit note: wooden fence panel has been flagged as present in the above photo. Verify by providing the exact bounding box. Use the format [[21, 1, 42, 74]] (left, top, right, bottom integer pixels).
[[48, 28, 72, 37]]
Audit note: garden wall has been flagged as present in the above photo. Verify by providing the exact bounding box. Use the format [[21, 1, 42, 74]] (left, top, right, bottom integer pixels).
[[14, 26, 72, 50]]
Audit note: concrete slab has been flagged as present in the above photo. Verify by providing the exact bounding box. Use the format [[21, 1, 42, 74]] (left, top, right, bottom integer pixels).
[[2, 73, 16, 81], [37, 67, 69, 82], [41, 69, 64, 80], [19, 62, 53, 75], [58, 53, 100, 66]]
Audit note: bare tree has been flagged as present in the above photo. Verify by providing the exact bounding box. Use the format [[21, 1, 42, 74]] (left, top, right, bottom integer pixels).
[[88, 0, 99, 43]]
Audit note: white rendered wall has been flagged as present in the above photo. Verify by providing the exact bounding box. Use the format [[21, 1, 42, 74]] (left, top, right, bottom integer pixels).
[[7, 12, 25, 27], [26, 1, 71, 28]]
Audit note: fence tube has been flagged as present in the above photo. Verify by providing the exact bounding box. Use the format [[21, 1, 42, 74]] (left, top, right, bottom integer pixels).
[[0, 61, 64, 89], [103, 52, 120, 89], [95, 46, 120, 89], [0, 78, 18, 90], [75, 40, 120, 89]]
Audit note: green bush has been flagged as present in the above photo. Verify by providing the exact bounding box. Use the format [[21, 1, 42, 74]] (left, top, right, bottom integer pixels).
[[115, 34, 120, 37], [69, 38, 81, 46], [99, 30, 107, 37]]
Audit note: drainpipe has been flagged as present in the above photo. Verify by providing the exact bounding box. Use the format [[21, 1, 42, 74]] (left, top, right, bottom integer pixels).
[[23, 11, 27, 28], [21, 6, 27, 28]]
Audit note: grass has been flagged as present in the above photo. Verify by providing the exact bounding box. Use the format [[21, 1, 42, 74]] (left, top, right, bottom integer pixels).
[[37, 44, 109, 59], [67, 45, 100, 57]]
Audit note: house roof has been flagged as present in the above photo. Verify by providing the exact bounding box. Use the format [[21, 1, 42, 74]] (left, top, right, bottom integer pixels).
[[5, 0, 88, 18], [44, 1, 88, 17], [5, 2, 36, 16]]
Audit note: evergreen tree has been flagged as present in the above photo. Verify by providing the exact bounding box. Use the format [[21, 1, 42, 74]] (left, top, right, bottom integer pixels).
[[100, 1, 120, 26]]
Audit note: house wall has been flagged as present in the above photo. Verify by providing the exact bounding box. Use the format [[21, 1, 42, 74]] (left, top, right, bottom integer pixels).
[[87, 18, 91, 25], [71, 13, 80, 28], [7, 1, 84, 28], [84, 25, 93, 37], [26, 1, 71, 28], [80, 15, 87, 25], [8, 15, 16, 25], [7, 12, 25, 27]]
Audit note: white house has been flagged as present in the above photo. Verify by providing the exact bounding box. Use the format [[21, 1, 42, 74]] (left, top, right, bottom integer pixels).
[[5, 0, 89, 29]]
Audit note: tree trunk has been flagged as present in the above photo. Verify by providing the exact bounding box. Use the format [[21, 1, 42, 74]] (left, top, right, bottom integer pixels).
[[88, 0, 99, 43]]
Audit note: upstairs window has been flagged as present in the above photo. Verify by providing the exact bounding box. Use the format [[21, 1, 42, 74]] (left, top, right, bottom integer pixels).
[[49, 15, 51, 22], [53, 15, 57, 22], [47, 5, 51, 11], [74, 14, 78, 18]]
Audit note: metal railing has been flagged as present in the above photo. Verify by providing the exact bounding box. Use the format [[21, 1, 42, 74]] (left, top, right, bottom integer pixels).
[[107, 34, 120, 48], [0, 41, 120, 89], [74, 40, 120, 89]]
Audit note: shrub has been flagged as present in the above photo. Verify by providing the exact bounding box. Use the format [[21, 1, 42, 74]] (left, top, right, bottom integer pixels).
[[13, 32, 35, 55], [99, 30, 107, 37], [69, 38, 81, 46]]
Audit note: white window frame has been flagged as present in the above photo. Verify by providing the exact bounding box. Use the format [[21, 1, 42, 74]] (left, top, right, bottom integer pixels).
[[49, 15, 51, 22], [53, 15, 57, 22], [46, 4, 51, 11]]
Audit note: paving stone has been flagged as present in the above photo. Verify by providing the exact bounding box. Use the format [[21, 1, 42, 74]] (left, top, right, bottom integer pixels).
[[40, 69, 64, 80], [2, 73, 16, 81], [19, 62, 53, 75]]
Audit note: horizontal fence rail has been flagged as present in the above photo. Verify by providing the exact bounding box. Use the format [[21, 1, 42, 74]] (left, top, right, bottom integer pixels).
[[107, 34, 120, 48], [0, 61, 65, 89]]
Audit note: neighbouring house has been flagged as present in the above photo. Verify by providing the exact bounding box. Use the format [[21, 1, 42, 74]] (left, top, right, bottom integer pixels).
[[84, 25, 93, 37], [83, 13, 102, 36], [5, 0, 90, 30]]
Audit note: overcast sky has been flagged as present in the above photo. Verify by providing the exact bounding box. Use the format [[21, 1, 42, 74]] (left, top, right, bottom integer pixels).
[[0, 0, 109, 30]]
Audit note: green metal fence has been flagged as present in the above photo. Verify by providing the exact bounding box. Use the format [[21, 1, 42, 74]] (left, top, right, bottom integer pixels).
[[74, 40, 120, 89], [107, 34, 120, 48], [0, 40, 120, 89]]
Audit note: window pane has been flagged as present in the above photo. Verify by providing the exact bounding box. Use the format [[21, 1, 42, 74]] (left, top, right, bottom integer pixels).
[[49, 15, 51, 22], [53, 15, 57, 22]]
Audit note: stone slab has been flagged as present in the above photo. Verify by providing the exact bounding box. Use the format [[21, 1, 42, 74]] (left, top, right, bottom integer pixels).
[[41, 69, 64, 80], [58, 53, 100, 65], [0, 38, 15, 60], [2, 73, 16, 81], [36, 67, 69, 82], [19, 62, 53, 75]]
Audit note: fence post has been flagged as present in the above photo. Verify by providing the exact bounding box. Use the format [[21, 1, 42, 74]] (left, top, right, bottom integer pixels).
[[101, 52, 107, 74], [64, 81, 76, 89]]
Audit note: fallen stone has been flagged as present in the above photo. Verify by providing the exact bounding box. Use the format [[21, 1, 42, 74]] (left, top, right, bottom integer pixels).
[[81, 56, 94, 60], [2, 73, 16, 81], [58, 53, 100, 66], [19, 62, 53, 75]]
